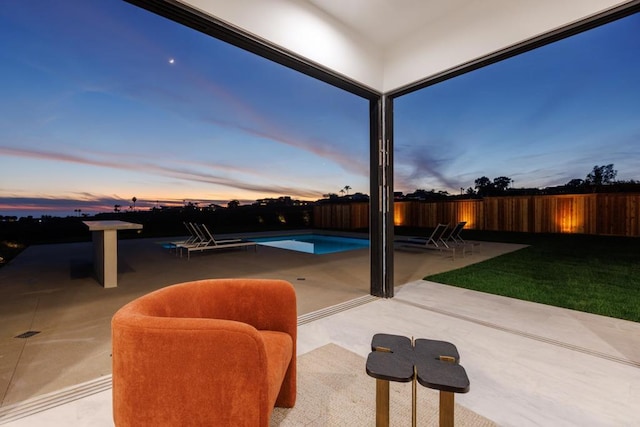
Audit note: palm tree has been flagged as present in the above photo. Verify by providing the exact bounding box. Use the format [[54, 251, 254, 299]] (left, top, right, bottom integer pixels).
[[131, 196, 137, 211], [343, 185, 351, 195], [114, 204, 121, 213]]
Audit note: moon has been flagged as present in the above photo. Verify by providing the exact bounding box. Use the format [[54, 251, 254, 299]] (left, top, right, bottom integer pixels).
[[169, 58, 175, 64]]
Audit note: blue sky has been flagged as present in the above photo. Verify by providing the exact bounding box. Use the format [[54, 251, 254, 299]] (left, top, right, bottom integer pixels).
[[395, 11, 640, 192], [1, 1, 639, 218]]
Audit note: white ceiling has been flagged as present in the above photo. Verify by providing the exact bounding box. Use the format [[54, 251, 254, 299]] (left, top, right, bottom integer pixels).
[[306, 0, 463, 49], [178, 0, 633, 94]]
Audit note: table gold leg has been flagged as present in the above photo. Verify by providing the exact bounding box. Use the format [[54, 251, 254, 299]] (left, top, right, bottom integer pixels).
[[376, 379, 390, 427], [412, 367, 417, 427], [439, 391, 455, 427]]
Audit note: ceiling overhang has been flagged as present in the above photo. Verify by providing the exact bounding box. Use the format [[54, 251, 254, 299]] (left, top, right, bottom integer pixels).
[[175, 0, 635, 94]]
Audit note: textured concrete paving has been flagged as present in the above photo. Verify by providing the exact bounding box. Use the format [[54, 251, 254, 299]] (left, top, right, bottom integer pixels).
[[0, 233, 524, 406]]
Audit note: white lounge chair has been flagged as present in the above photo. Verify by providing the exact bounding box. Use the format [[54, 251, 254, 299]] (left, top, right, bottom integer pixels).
[[174, 223, 215, 256], [177, 224, 257, 259], [168, 222, 203, 253], [444, 221, 478, 256], [445, 221, 466, 244], [396, 223, 458, 259]]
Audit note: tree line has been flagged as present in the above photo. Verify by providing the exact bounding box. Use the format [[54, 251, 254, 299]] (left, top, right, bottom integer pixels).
[[399, 164, 640, 201]]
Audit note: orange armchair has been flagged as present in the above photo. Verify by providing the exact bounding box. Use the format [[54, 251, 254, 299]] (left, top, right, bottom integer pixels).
[[111, 278, 297, 427]]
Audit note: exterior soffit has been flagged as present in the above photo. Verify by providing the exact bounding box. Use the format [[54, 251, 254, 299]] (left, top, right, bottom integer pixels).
[[177, 0, 633, 94]]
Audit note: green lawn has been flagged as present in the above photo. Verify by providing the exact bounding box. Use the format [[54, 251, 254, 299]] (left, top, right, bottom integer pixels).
[[424, 232, 640, 322]]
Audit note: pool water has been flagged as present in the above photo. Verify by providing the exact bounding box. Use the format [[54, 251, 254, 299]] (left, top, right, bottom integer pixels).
[[250, 234, 369, 254]]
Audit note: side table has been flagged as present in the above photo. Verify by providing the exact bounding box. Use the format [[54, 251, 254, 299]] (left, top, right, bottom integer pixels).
[[365, 333, 470, 427]]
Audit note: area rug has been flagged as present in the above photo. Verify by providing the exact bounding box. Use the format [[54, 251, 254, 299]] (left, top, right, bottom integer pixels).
[[271, 343, 496, 426]]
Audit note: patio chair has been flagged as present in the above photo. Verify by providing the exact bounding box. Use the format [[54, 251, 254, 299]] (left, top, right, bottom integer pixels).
[[168, 222, 202, 253], [396, 223, 458, 260], [444, 221, 479, 256], [173, 223, 214, 255], [445, 221, 466, 244], [413, 223, 451, 248], [189, 223, 214, 247], [178, 224, 257, 259]]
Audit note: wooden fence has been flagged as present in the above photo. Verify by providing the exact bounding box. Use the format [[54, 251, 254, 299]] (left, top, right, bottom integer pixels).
[[313, 203, 369, 230], [313, 193, 640, 237]]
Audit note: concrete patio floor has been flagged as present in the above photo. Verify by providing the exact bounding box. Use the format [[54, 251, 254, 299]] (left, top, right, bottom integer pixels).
[[1, 232, 638, 425]]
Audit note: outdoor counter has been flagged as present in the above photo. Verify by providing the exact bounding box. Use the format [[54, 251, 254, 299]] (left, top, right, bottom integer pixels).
[[83, 220, 143, 288]]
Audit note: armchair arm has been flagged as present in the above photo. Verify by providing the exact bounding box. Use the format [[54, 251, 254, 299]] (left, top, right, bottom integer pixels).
[[202, 278, 297, 408], [112, 313, 272, 426]]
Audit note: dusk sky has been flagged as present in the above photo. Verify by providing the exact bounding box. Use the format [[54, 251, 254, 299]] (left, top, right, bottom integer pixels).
[[1, 1, 639, 218]]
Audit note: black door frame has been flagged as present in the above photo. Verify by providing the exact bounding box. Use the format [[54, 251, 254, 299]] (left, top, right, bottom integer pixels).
[[126, 0, 640, 298]]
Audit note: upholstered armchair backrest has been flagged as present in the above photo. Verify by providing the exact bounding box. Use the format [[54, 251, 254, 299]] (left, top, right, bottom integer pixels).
[[128, 278, 296, 334]]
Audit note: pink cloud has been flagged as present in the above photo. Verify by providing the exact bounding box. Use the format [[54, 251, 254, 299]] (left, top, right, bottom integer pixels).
[[0, 145, 323, 200]]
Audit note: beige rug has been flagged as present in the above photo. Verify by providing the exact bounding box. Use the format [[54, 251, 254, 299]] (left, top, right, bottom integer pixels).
[[271, 343, 496, 426]]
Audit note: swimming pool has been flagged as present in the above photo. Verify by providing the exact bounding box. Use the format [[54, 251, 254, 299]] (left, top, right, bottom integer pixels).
[[250, 234, 369, 254]]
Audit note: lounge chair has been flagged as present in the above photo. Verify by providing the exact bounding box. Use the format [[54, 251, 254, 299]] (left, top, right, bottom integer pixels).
[[444, 221, 479, 256], [410, 223, 451, 248], [177, 224, 257, 259], [445, 221, 467, 244], [168, 222, 203, 253], [188, 223, 213, 247], [396, 223, 458, 259], [176, 222, 213, 257]]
